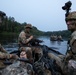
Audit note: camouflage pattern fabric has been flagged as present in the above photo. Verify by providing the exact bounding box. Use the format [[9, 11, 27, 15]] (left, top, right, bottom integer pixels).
[[2, 61, 33, 75], [66, 11, 76, 20]]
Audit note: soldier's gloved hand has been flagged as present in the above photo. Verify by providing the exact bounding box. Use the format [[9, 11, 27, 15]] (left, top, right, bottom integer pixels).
[[30, 35, 33, 40], [10, 54, 19, 59]]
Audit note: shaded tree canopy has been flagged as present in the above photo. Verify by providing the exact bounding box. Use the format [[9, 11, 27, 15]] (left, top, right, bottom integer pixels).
[[0, 11, 71, 39]]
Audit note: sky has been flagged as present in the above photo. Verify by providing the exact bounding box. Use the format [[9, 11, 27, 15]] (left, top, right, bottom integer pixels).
[[0, 0, 76, 32]]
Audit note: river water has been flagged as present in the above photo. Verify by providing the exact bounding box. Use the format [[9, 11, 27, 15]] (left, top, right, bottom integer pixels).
[[38, 36, 67, 55], [3, 36, 67, 55]]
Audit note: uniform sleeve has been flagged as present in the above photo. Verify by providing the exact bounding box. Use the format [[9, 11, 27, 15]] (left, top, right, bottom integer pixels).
[[70, 31, 76, 46], [70, 32, 76, 54], [18, 31, 26, 44], [72, 40, 76, 54], [0, 52, 10, 59]]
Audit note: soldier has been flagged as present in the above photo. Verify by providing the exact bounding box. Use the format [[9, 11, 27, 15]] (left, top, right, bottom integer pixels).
[[0, 11, 19, 74], [63, 11, 76, 75], [0, 44, 19, 75], [18, 24, 43, 62], [48, 1, 76, 75], [2, 47, 34, 75], [18, 24, 33, 47]]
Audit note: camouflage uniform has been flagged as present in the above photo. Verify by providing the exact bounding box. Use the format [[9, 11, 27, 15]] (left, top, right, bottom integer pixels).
[[48, 11, 76, 75], [0, 44, 19, 75], [0, 44, 10, 69], [0, 11, 9, 69], [0, 44, 11, 75], [18, 24, 43, 62], [2, 48, 34, 75], [0, 11, 19, 74], [2, 61, 33, 75]]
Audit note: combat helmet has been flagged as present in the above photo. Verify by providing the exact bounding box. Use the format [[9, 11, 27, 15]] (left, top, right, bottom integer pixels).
[[62, 1, 76, 21], [25, 24, 32, 29], [65, 11, 76, 21]]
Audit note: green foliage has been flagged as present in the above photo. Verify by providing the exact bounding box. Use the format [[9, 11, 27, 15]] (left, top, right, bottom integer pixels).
[[44, 30, 71, 39], [0, 14, 71, 39], [31, 26, 44, 36]]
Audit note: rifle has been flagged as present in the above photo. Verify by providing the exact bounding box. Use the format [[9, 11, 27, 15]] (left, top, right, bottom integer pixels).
[[25, 33, 43, 46], [62, 1, 72, 17], [29, 38, 43, 46]]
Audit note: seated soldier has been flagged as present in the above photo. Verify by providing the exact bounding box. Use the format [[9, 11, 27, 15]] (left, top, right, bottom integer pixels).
[[2, 47, 34, 75], [18, 24, 43, 62], [0, 44, 19, 75]]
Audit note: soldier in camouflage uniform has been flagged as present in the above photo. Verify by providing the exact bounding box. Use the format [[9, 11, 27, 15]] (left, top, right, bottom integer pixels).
[[63, 11, 76, 75], [48, 5, 76, 75], [0, 11, 19, 75], [0, 44, 18, 69], [18, 24, 43, 62], [2, 47, 34, 75]]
